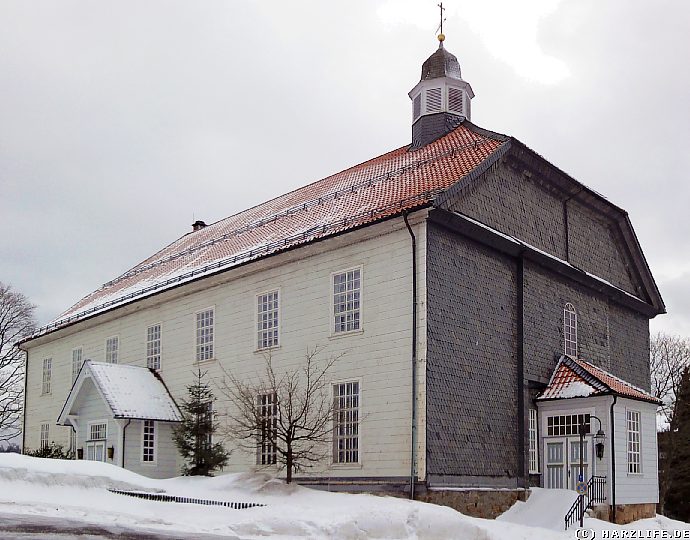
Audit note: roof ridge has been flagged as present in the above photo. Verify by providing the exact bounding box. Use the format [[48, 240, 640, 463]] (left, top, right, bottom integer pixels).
[[100, 138, 497, 289], [562, 356, 610, 393], [575, 358, 656, 399]]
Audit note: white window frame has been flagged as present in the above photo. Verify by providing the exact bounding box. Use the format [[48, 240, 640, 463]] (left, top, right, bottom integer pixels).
[[195, 307, 215, 362], [626, 409, 642, 474], [105, 335, 119, 364], [40, 423, 49, 449], [529, 408, 539, 474], [330, 266, 363, 336], [88, 420, 108, 441], [142, 420, 157, 464], [146, 323, 162, 370], [563, 303, 578, 357], [41, 358, 52, 395], [256, 289, 280, 351], [332, 379, 361, 466], [71, 347, 83, 383], [257, 392, 277, 466]]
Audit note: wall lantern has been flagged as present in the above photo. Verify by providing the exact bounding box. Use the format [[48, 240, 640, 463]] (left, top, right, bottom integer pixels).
[[590, 415, 606, 460], [107, 446, 115, 460]]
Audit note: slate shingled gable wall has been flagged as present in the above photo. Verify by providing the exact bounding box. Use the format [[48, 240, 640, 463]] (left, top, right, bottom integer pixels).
[[441, 152, 639, 296], [425, 222, 519, 483], [424, 156, 654, 487]]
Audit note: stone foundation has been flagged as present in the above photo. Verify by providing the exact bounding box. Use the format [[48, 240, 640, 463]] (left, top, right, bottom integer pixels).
[[417, 489, 529, 519], [612, 503, 656, 524]]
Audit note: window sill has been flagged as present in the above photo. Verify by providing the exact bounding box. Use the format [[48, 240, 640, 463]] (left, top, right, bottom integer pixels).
[[254, 345, 281, 354], [331, 462, 363, 470], [195, 358, 217, 366], [329, 328, 364, 340]]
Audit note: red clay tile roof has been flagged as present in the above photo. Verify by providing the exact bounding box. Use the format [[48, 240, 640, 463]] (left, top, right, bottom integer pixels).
[[538, 356, 660, 404], [34, 122, 505, 337]]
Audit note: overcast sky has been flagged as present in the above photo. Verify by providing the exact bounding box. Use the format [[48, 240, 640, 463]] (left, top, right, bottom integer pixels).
[[1, 0, 689, 338]]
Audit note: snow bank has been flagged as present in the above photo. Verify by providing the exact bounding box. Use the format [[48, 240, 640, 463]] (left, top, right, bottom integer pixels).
[[498, 487, 578, 530], [0, 454, 687, 539]]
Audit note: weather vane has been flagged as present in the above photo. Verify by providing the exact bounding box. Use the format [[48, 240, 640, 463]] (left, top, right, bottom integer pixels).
[[436, 2, 447, 43]]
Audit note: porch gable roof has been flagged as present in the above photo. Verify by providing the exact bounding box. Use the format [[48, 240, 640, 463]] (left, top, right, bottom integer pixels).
[[537, 355, 660, 404], [57, 361, 182, 425]]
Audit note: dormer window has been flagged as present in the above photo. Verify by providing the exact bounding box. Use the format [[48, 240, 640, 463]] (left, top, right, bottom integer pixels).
[[564, 303, 578, 356]]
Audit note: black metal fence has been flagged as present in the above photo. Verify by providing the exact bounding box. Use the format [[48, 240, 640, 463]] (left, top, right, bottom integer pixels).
[[108, 488, 265, 510]]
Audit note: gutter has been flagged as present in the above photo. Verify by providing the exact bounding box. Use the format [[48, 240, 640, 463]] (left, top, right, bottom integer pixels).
[[403, 212, 418, 500]]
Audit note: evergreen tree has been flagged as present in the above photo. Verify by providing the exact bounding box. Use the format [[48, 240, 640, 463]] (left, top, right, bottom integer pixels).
[[172, 370, 229, 476], [665, 366, 690, 521]]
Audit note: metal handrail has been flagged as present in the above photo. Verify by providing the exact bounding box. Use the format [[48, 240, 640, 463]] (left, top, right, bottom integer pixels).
[[564, 475, 607, 529]]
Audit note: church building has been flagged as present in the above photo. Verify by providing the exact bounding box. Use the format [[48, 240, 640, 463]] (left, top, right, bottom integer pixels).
[[19, 32, 664, 524]]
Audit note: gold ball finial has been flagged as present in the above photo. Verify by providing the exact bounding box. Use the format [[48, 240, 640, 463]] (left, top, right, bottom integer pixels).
[[438, 33, 445, 42]]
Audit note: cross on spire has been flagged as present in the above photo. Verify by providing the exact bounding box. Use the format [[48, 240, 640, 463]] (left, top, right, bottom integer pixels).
[[436, 2, 447, 45], [437, 2, 446, 35]]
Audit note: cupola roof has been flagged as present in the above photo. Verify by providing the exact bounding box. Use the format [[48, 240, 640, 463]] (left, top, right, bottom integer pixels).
[[420, 44, 463, 81]]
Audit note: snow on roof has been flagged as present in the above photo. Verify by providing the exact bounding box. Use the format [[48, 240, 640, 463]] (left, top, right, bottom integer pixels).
[[61, 361, 182, 422], [30, 122, 505, 339], [537, 356, 660, 404]]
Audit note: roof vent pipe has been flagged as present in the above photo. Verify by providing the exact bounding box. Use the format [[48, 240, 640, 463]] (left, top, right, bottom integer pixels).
[[192, 220, 207, 232]]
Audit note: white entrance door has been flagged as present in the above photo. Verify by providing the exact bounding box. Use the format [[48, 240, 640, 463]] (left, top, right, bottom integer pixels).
[[545, 437, 591, 490], [546, 439, 566, 489], [86, 441, 106, 461]]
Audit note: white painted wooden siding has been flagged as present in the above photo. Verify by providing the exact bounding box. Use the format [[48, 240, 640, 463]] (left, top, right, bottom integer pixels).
[[23, 215, 427, 479], [124, 421, 178, 479], [537, 395, 659, 505]]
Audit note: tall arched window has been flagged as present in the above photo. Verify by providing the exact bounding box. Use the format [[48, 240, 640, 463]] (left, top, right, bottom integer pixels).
[[564, 303, 578, 356]]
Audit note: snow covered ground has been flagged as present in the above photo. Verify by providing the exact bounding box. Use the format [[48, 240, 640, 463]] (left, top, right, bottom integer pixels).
[[0, 454, 687, 539]]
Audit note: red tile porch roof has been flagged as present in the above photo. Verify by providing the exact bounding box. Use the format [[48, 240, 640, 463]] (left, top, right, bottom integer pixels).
[[34, 122, 506, 338], [538, 355, 660, 404]]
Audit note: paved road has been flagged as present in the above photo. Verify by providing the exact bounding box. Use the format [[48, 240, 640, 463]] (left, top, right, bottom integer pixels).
[[0, 512, 242, 539]]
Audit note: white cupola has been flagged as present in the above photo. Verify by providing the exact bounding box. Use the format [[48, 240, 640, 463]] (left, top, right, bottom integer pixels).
[[408, 35, 474, 149]]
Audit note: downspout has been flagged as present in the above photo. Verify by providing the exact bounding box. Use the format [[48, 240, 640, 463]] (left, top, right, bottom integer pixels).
[[21, 348, 28, 453], [403, 212, 418, 500], [121, 419, 131, 468], [610, 395, 618, 523]]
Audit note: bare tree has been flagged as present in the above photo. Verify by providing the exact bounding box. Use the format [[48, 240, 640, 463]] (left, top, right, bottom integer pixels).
[[0, 283, 36, 442], [650, 332, 690, 426], [218, 346, 343, 483]]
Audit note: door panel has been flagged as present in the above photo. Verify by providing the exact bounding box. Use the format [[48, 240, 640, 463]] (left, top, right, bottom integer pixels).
[[546, 439, 565, 489]]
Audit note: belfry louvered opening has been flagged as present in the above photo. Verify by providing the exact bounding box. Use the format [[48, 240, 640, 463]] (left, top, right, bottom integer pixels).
[[448, 87, 464, 114], [426, 87, 442, 113], [413, 94, 421, 121]]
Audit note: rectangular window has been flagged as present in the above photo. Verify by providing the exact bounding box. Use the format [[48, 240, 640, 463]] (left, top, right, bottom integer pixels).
[[196, 308, 214, 362], [142, 420, 155, 462], [546, 414, 591, 437], [333, 268, 361, 334], [146, 324, 162, 370], [333, 381, 360, 464], [42, 358, 52, 394], [257, 291, 279, 350], [40, 423, 49, 449], [89, 422, 107, 441], [71, 348, 83, 383], [257, 392, 277, 465], [529, 409, 539, 473], [627, 410, 641, 474], [105, 336, 119, 364]]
